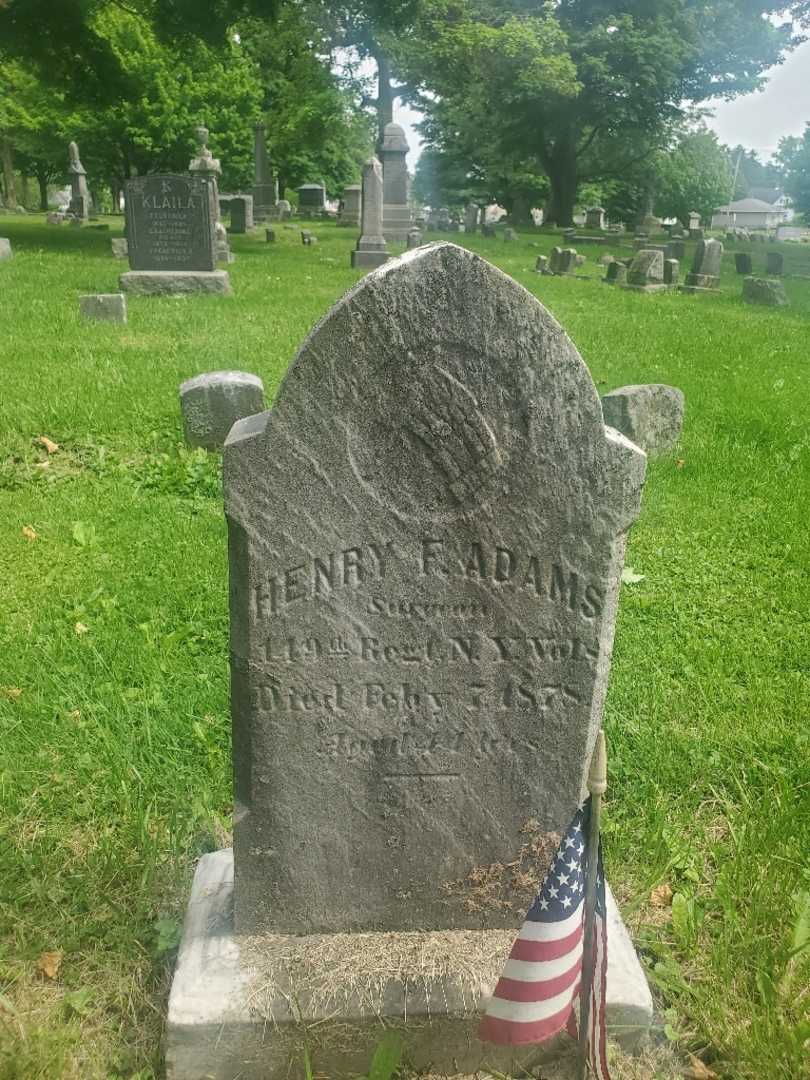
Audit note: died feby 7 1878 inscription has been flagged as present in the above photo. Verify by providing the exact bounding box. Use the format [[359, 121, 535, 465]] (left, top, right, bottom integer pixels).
[[224, 243, 646, 936]]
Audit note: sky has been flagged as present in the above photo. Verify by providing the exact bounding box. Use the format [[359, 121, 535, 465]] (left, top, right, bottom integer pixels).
[[392, 35, 810, 170]]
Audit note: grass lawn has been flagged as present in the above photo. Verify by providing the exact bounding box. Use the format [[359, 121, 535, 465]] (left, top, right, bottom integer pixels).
[[0, 217, 808, 1080]]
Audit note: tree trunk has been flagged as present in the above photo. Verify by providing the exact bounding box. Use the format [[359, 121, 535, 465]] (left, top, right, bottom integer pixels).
[[542, 139, 578, 227], [20, 172, 30, 209], [1, 138, 17, 210], [374, 47, 395, 149], [510, 194, 532, 226], [37, 170, 49, 211]]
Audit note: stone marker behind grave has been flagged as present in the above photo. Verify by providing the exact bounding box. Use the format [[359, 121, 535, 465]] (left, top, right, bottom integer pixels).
[[601, 384, 684, 455], [681, 238, 723, 293], [604, 260, 627, 285], [46, 211, 64, 225], [742, 277, 789, 307], [79, 293, 127, 324], [0, 238, 12, 261], [481, 223, 496, 238], [189, 125, 232, 264], [180, 371, 265, 451], [380, 123, 412, 243], [229, 195, 254, 234], [120, 174, 230, 296], [165, 242, 652, 1079], [663, 258, 679, 286], [622, 249, 666, 292], [735, 253, 753, 275], [766, 251, 784, 275], [668, 240, 686, 261], [338, 184, 361, 227], [351, 156, 389, 269]]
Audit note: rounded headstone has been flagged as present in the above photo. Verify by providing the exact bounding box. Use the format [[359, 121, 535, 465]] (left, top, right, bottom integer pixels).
[[601, 384, 684, 456], [742, 277, 788, 308], [180, 371, 265, 451]]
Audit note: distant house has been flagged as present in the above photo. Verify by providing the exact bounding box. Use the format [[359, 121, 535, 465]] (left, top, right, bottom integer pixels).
[[711, 197, 789, 231], [748, 187, 794, 221]]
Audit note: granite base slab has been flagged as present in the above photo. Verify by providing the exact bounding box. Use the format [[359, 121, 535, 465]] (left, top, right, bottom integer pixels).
[[351, 250, 390, 268], [166, 850, 653, 1080], [120, 270, 231, 295]]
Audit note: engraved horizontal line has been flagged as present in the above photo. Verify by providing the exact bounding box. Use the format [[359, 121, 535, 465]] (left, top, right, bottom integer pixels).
[[383, 773, 461, 780]]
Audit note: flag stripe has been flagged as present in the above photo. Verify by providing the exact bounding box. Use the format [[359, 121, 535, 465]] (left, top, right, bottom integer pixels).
[[492, 958, 582, 1002], [501, 950, 582, 983], [521, 905, 584, 938], [478, 987, 580, 1045], [510, 923, 583, 962], [484, 976, 580, 1023]]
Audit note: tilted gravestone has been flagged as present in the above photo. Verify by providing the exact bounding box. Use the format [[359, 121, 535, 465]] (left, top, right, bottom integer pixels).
[[120, 174, 230, 295], [67, 141, 90, 222], [601, 384, 685, 455], [79, 293, 127, 324], [735, 253, 753, 275], [681, 238, 723, 293], [604, 260, 627, 285], [742, 277, 789, 308], [623, 249, 666, 292], [167, 243, 653, 1077], [351, 157, 389, 269]]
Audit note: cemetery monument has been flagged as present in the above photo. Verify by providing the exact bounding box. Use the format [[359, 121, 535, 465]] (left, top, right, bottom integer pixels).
[[252, 123, 278, 222], [67, 141, 90, 222], [681, 238, 723, 293], [189, 124, 232, 263], [351, 157, 389, 269], [166, 243, 653, 1078], [338, 184, 361, 227], [380, 122, 412, 243]]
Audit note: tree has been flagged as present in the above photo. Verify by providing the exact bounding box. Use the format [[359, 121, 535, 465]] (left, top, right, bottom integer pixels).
[[780, 123, 810, 222], [393, 0, 809, 225], [656, 127, 733, 224]]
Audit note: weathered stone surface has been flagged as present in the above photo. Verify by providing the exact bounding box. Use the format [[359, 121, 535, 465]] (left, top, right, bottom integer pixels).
[[481, 223, 496, 238], [601, 384, 684, 456], [585, 206, 606, 229], [766, 251, 784, 275], [688, 211, 701, 230], [125, 174, 217, 272], [165, 848, 653, 1080], [681, 238, 723, 292], [68, 140, 90, 220], [464, 203, 479, 234], [735, 253, 753, 275], [79, 293, 127, 324], [180, 371, 265, 451], [229, 196, 254, 234], [265, 228, 276, 243], [252, 123, 278, 220], [663, 258, 679, 286], [119, 270, 231, 295], [502, 227, 518, 242], [535, 255, 548, 273], [548, 247, 577, 275], [111, 238, 128, 259], [297, 183, 326, 211], [223, 242, 646, 936], [742, 276, 789, 307], [351, 156, 389, 269], [624, 249, 665, 291], [0, 238, 12, 261], [46, 211, 64, 225], [406, 229, 423, 250], [380, 123, 411, 243], [301, 229, 317, 246], [277, 199, 292, 220]]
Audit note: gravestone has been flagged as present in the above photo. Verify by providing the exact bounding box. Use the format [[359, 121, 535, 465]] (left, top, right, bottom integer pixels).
[[535, 254, 548, 273], [111, 238, 128, 259], [252, 123, 278, 222], [0, 238, 13, 261], [165, 242, 652, 1078], [380, 123, 412, 243], [229, 195, 254, 234], [742, 277, 789, 308], [766, 251, 784, 276], [585, 206, 606, 229], [464, 203, 479, 234], [481, 223, 496, 238], [297, 183, 326, 213], [277, 199, 292, 220], [189, 125, 232, 264], [735, 253, 753, 275], [351, 157, 389, 269], [119, 174, 230, 295], [681, 238, 723, 293], [548, 246, 577, 275], [46, 211, 64, 225], [406, 228, 423, 250], [690, 228, 705, 241], [622, 249, 666, 292], [604, 260, 627, 285], [301, 229, 317, 246], [503, 227, 517, 242], [688, 211, 701, 231], [180, 371, 265, 451], [67, 141, 90, 222], [663, 258, 679, 286], [601, 384, 684, 456], [437, 207, 452, 231], [265, 228, 276, 243], [338, 184, 361, 228], [79, 293, 127, 324], [667, 240, 685, 261]]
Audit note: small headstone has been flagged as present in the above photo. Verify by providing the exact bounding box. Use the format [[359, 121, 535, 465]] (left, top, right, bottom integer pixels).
[[742, 277, 789, 308], [0, 238, 13, 261], [297, 183, 326, 213], [229, 196, 254, 234], [301, 229, 317, 246], [663, 258, 679, 286], [601, 384, 684, 455], [623, 249, 666, 292], [766, 251, 784, 276], [338, 184, 361, 228], [265, 228, 276, 243], [688, 211, 701, 231], [689, 227, 705, 241], [464, 202, 479, 234], [681, 238, 723, 293], [277, 199, 292, 220], [79, 292, 127, 324], [535, 255, 548, 273], [481, 223, 496, 238], [46, 211, 64, 225], [502, 227, 517, 242], [406, 229, 423, 250], [180, 371, 265, 451], [574, 253, 586, 267], [111, 238, 128, 259], [735, 253, 753, 275], [604, 261, 627, 285], [351, 156, 389, 269], [585, 206, 606, 229], [436, 206, 452, 231]]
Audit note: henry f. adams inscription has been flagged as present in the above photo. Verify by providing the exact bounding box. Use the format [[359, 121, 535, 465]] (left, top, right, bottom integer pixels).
[[224, 243, 646, 935]]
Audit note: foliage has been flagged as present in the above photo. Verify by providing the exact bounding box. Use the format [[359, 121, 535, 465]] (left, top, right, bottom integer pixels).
[[780, 123, 810, 221], [726, 144, 783, 200], [655, 127, 734, 224]]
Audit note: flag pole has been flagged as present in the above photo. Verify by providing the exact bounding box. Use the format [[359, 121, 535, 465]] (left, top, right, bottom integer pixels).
[[577, 730, 608, 1080]]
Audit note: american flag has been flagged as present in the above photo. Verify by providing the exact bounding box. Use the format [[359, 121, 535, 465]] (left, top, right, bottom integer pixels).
[[479, 799, 610, 1079]]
